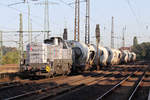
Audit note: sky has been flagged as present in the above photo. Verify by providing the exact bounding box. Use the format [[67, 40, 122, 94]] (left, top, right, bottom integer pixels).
[[0, 0, 150, 48]]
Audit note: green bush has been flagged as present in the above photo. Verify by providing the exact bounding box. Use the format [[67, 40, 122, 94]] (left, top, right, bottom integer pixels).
[[2, 51, 19, 64], [132, 42, 150, 60]]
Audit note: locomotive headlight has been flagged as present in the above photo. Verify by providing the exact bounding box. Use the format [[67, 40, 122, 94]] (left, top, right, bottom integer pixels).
[[45, 65, 51, 72]]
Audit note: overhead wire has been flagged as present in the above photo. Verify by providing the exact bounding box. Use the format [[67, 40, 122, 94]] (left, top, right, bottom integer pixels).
[[124, 0, 148, 45], [57, 0, 98, 42], [0, 1, 45, 43], [0, 2, 44, 28], [8, 1, 25, 6], [1, 0, 97, 42], [125, 0, 140, 25]]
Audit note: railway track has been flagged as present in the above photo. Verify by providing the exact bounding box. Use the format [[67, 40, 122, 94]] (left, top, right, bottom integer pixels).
[[48, 65, 148, 100], [0, 64, 149, 100], [4, 71, 109, 100], [0, 71, 99, 99], [0, 72, 18, 79], [0, 75, 67, 91], [0, 76, 68, 100], [3, 67, 125, 100], [4, 65, 136, 100], [0, 81, 21, 90], [96, 67, 148, 100]]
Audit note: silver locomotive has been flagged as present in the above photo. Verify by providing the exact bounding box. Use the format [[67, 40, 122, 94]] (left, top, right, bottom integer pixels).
[[22, 37, 72, 76]]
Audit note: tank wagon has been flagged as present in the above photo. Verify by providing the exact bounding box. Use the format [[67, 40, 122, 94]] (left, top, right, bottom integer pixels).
[[107, 49, 122, 65], [21, 37, 72, 76], [128, 51, 136, 63], [116, 49, 122, 64], [110, 49, 119, 65], [88, 44, 108, 67], [66, 41, 96, 71], [98, 45, 108, 66], [121, 50, 129, 64]]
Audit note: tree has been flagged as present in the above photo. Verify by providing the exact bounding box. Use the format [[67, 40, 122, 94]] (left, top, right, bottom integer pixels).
[[133, 36, 138, 46], [132, 42, 150, 60], [2, 51, 19, 64]]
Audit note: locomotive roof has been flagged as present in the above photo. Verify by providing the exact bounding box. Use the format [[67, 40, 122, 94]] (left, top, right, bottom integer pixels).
[[50, 37, 63, 40], [44, 37, 64, 44]]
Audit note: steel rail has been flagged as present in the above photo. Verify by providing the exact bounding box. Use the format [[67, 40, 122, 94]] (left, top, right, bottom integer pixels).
[[37, 70, 130, 100], [0, 73, 17, 79], [5, 71, 112, 100], [96, 70, 139, 100], [5, 67, 130, 100], [0, 84, 20, 91], [128, 71, 146, 100], [0, 81, 19, 86], [37, 73, 113, 100]]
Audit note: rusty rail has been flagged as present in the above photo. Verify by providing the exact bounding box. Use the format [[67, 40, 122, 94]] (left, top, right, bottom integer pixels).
[[5, 71, 110, 100], [128, 71, 146, 100], [96, 68, 147, 100], [0, 72, 18, 79], [96, 70, 139, 100]]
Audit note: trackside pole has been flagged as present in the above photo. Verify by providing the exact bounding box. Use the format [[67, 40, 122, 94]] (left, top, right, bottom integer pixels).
[[95, 24, 100, 70]]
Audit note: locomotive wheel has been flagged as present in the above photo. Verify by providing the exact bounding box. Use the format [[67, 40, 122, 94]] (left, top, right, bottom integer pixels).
[[47, 74, 51, 78], [67, 64, 71, 74]]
